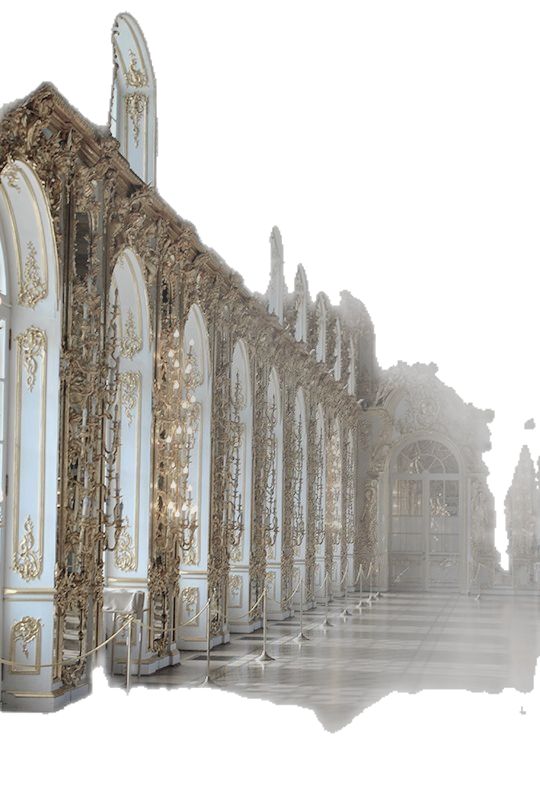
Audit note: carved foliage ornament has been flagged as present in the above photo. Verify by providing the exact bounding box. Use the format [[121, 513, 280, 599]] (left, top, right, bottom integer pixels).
[[120, 370, 141, 426], [19, 242, 47, 309], [120, 309, 142, 359], [114, 519, 136, 572], [12, 616, 41, 658], [17, 325, 46, 392], [126, 93, 147, 148], [13, 515, 42, 581]]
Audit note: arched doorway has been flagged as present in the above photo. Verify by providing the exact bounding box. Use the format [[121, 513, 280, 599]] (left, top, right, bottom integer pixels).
[[389, 439, 461, 591]]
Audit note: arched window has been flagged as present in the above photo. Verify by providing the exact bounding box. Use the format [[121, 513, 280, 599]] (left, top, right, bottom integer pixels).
[[106, 250, 152, 580], [177, 304, 213, 646], [0, 160, 60, 699], [390, 439, 460, 591], [110, 13, 157, 186], [326, 418, 342, 592], [227, 340, 254, 630], [313, 404, 326, 594]]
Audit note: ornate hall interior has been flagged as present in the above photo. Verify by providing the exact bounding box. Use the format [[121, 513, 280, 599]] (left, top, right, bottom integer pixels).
[[1, 12, 539, 730]]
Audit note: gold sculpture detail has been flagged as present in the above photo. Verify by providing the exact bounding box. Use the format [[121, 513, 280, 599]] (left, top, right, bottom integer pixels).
[[13, 515, 41, 581], [120, 309, 142, 359], [17, 325, 46, 392], [12, 616, 41, 658], [19, 242, 46, 309]]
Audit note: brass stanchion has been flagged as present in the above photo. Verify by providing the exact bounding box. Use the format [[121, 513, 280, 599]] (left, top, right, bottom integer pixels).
[[293, 578, 309, 643], [126, 615, 133, 695], [321, 573, 333, 628], [340, 562, 352, 617], [353, 564, 368, 610], [256, 587, 275, 662], [199, 596, 213, 687]]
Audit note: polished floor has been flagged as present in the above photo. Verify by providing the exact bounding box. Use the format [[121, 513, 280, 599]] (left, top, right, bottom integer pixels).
[[109, 591, 540, 731]]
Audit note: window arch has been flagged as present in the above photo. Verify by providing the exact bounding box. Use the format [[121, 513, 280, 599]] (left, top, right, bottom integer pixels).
[[0, 159, 61, 697], [106, 249, 152, 579], [110, 13, 157, 186]]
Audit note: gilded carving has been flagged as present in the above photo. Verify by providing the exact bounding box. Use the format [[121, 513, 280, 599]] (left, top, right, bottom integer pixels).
[[120, 309, 142, 359], [13, 515, 42, 581], [19, 242, 47, 309], [120, 370, 141, 426], [125, 50, 148, 88], [13, 616, 41, 657], [126, 93, 147, 147], [114, 520, 136, 571], [17, 325, 46, 391]]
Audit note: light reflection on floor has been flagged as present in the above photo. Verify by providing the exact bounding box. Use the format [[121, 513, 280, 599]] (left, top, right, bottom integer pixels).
[[107, 592, 540, 731]]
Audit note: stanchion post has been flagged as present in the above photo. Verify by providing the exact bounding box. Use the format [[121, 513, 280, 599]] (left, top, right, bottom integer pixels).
[[256, 586, 275, 662], [126, 615, 133, 695], [321, 573, 333, 628], [340, 563, 351, 617], [294, 579, 309, 643]]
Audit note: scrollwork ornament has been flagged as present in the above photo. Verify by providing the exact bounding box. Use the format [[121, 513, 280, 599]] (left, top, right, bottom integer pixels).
[[12, 616, 41, 658], [13, 515, 42, 581], [120, 310, 142, 359], [19, 241, 47, 309], [17, 325, 46, 391], [120, 370, 141, 426]]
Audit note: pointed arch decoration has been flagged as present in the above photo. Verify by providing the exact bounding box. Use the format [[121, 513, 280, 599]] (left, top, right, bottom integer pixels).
[[106, 250, 153, 586], [0, 160, 61, 706], [110, 13, 157, 186], [264, 366, 286, 618], [290, 387, 308, 606], [227, 339, 255, 631], [177, 303, 213, 648], [312, 404, 327, 598]]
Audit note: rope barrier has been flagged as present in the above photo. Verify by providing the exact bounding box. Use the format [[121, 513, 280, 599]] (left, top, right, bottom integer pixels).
[[0, 617, 132, 670], [266, 576, 302, 607], [136, 598, 211, 635], [226, 587, 267, 622]]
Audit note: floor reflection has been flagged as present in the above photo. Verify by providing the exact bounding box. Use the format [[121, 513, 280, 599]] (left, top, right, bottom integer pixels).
[[108, 592, 540, 732]]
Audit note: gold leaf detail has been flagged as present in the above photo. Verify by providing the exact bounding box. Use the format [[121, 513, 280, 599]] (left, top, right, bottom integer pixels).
[[120, 370, 141, 426], [13, 515, 42, 581], [12, 616, 41, 657], [120, 309, 142, 359], [114, 520, 136, 572], [19, 242, 47, 309], [17, 326, 46, 392], [126, 93, 147, 148]]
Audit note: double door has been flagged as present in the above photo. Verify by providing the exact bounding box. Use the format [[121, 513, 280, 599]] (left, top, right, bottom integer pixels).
[[389, 474, 460, 591]]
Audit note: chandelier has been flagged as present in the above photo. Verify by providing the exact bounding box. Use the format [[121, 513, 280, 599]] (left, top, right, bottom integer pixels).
[[162, 328, 199, 556]]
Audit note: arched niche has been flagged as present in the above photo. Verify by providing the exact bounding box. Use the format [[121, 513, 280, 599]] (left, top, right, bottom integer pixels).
[[334, 317, 342, 381], [177, 304, 213, 648], [265, 366, 283, 562], [230, 338, 253, 563], [110, 13, 157, 186], [228, 340, 257, 630], [294, 264, 309, 343], [267, 226, 285, 324], [312, 403, 327, 595], [0, 160, 61, 705], [327, 417, 343, 593], [290, 387, 308, 607], [181, 304, 212, 568], [106, 249, 153, 583]]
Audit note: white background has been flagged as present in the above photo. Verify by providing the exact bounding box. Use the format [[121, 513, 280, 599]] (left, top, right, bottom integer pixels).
[[1, 2, 539, 807]]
